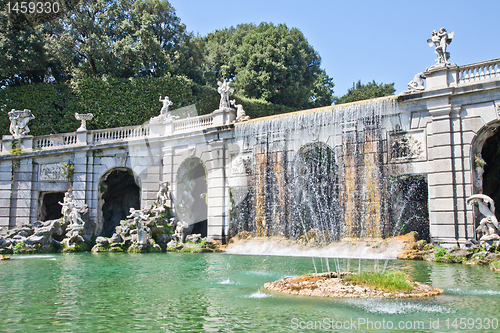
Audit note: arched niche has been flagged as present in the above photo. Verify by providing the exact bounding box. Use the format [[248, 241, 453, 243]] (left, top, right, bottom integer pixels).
[[291, 142, 342, 242], [98, 168, 141, 237], [176, 157, 208, 237]]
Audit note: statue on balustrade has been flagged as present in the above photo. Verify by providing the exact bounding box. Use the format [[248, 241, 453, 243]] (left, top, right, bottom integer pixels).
[[159, 95, 173, 117], [407, 72, 426, 92], [8, 109, 35, 137], [217, 79, 234, 109], [75, 113, 93, 132], [427, 28, 454, 68], [230, 99, 250, 122], [467, 194, 500, 241]]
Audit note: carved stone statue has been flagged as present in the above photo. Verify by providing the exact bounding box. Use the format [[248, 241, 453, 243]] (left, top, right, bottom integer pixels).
[[127, 207, 149, 224], [173, 221, 189, 243], [230, 99, 250, 122], [8, 109, 35, 137], [127, 207, 150, 245], [75, 113, 93, 132], [159, 95, 173, 116], [154, 181, 170, 213], [59, 191, 73, 221], [427, 28, 454, 68], [59, 190, 85, 226], [407, 72, 426, 92], [467, 194, 500, 241], [217, 79, 234, 109], [58, 190, 87, 247]]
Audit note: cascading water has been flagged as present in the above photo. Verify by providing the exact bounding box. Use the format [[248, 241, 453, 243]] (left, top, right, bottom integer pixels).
[[230, 96, 402, 246]]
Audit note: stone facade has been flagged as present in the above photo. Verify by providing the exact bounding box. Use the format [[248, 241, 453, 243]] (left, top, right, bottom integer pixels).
[[0, 58, 499, 246]]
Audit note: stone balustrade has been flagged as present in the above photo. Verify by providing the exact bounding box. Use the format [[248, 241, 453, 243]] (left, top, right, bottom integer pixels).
[[458, 58, 500, 85], [0, 110, 226, 154], [173, 114, 214, 133], [34, 133, 78, 149], [92, 124, 151, 144]]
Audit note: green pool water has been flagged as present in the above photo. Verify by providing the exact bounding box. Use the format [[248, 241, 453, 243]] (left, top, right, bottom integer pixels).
[[1, 253, 499, 332]]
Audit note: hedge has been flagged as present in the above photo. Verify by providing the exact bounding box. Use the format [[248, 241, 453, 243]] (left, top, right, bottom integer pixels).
[[0, 76, 297, 137]]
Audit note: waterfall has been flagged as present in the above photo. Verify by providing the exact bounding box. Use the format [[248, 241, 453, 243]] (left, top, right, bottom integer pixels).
[[230, 96, 401, 243]]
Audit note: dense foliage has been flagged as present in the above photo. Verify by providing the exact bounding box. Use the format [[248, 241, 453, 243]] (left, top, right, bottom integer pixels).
[[0, 76, 295, 136], [334, 80, 395, 105], [0, 0, 396, 135], [201, 23, 334, 109]]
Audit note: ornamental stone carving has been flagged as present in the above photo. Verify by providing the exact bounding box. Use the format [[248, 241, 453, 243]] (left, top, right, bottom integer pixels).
[[75, 113, 93, 132], [40, 162, 69, 181], [115, 153, 128, 167], [159, 95, 173, 116], [406, 72, 426, 93], [231, 156, 252, 175], [217, 79, 234, 109], [390, 134, 423, 160], [8, 109, 35, 138], [426, 28, 455, 69], [230, 99, 250, 122], [467, 194, 500, 241]]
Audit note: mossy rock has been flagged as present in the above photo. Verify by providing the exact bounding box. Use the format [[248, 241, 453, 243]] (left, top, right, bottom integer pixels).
[[192, 247, 214, 253], [62, 243, 87, 253], [91, 245, 110, 252], [108, 246, 124, 252], [148, 244, 162, 253], [0, 248, 13, 255], [490, 260, 500, 272], [127, 244, 161, 253]]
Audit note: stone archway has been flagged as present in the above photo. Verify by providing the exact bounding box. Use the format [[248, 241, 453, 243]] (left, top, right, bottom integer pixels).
[[480, 128, 500, 222], [291, 142, 342, 242], [38, 192, 65, 221], [176, 158, 208, 237], [99, 168, 141, 237]]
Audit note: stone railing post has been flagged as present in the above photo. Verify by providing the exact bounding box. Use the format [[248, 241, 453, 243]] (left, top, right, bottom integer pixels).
[[212, 108, 236, 126], [425, 65, 459, 90], [76, 131, 87, 146], [1, 135, 34, 153], [164, 118, 174, 136]]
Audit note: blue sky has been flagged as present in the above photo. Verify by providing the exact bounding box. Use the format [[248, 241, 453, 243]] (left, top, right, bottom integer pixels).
[[169, 0, 499, 98]]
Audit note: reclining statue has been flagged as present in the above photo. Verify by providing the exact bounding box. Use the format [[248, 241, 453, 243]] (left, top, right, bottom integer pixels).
[[467, 194, 500, 241]]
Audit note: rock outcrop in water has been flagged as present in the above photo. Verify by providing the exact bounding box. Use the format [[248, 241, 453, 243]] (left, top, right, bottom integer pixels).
[[0, 215, 94, 254], [264, 272, 444, 298]]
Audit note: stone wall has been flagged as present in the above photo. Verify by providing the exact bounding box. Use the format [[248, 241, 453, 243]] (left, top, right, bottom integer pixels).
[[0, 59, 499, 246]]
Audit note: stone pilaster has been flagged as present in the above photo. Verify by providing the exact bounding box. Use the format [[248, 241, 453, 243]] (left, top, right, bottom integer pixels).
[[206, 139, 227, 241], [11, 157, 34, 228], [427, 101, 472, 245], [0, 160, 13, 233], [162, 146, 174, 209], [72, 151, 88, 206]]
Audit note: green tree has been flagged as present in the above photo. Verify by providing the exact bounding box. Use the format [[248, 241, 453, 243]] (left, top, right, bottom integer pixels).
[[3, 0, 200, 82], [334, 80, 395, 104], [202, 23, 334, 109]]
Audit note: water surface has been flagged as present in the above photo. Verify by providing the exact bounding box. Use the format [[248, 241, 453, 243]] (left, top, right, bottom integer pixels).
[[1, 253, 499, 332]]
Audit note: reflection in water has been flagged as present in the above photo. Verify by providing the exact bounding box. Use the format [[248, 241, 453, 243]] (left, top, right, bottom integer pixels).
[[1, 253, 500, 332]]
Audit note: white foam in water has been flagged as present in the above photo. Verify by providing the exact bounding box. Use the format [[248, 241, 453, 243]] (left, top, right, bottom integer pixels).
[[345, 299, 454, 315], [446, 288, 500, 296], [226, 238, 404, 259], [244, 290, 272, 299], [13, 255, 56, 259], [246, 270, 283, 277], [218, 278, 235, 285]]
